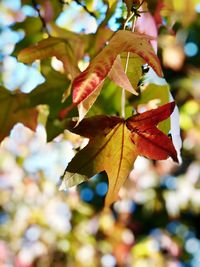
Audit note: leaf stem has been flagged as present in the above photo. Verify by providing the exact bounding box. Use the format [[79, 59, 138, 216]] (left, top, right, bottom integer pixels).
[[121, 15, 137, 118]]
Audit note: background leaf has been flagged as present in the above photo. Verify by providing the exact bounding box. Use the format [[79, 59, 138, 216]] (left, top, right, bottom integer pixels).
[[121, 52, 145, 90], [29, 60, 77, 141], [18, 37, 80, 78], [135, 83, 171, 133], [0, 87, 38, 142]]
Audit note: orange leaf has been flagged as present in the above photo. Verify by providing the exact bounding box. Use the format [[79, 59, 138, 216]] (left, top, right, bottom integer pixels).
[[126, 101, 176, 128], [130, 127, 178, 162], [77, 84, 103, 124], [18, 37, 80, 78]]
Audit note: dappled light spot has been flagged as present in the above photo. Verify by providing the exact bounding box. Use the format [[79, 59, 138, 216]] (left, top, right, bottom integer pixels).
[[185, 238, 200, 254], [80, 188, 94, 202], [25, 226, 41, 242], [184, 42, 198, 57], [101, 254, 116, 267], [95, 182, 108, 196]]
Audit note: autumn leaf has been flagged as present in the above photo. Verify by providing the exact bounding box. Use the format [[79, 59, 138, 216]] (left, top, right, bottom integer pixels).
[[126, 102, 178, 162], [77, 84, 103, 124], [0, 87, 38, 142], [18, 37, 80, 78], [72, 30, 162, 105], [88, 27, 114, 58], [60, 102, 177, 207], [108, 55, 138, 94], [77, 54, 139, 125], [77, 54, 139, 121]]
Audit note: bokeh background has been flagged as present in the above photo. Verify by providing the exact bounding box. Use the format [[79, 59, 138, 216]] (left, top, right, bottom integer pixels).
[[0, 0, 200, 266]]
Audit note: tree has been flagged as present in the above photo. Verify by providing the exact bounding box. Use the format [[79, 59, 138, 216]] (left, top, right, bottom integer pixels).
[[1, 0, 200, 266]]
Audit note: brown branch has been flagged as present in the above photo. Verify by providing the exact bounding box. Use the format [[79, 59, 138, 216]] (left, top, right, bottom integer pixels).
[[32, 0, 50, 36], [60, 0, 96, 18]]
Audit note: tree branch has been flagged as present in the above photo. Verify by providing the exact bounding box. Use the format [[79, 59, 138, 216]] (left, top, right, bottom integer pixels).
[[32, 0, 50, 36], [60, 0, 96, 18]]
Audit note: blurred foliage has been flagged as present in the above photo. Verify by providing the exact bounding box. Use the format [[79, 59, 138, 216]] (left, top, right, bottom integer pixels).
[[0, 0, 200, 266]]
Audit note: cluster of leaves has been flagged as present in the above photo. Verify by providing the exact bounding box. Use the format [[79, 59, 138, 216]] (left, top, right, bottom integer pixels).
[[1, 0, 200, 266], [0, 0, 182, 206]]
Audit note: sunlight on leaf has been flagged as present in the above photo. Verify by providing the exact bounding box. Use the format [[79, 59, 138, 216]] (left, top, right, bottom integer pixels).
[[72, 30, 163, 106], [18, 37, 80, 78], [136, 83, 171, 133], [121, 52, 145, 90], [61, 102, 177, 206], [108, 55, 138, 94]]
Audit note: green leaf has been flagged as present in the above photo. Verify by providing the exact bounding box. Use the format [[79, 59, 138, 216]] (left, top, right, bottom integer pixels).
[[29, 60, 77, 141], [11, 17, 43, 56], [136, 83, 171, 133], [121, 52, 145, 90], [87, 78, 122, 117]]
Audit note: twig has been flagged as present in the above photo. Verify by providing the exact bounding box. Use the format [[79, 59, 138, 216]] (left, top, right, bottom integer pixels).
[[99, 1, 117, 28], [32, 0, 50, 36], [60, 0, 96, 18], [138, 0, 145, 8]]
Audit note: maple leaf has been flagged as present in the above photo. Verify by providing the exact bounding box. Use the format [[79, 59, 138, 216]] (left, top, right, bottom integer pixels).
[[72, 30, 163, 106], [0, 87, 38, 142], [77, 55, 138, 123], [60, 102, 177, 207]]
